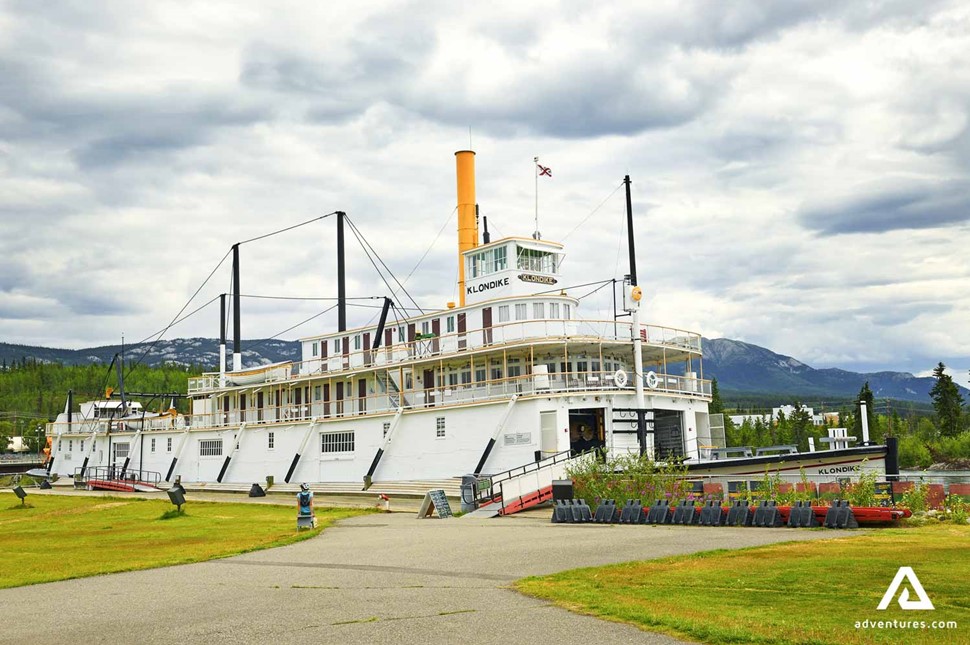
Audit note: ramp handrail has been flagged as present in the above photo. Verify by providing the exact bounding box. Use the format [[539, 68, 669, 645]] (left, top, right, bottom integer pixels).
[[75, 465, 162, 487], [474, 449, 576, 507]]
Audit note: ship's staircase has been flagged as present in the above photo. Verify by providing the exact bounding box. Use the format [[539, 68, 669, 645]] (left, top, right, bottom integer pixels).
[[75, 466, 162, 493], [470, 450, 591, 517], [376, 371, 409, 409]]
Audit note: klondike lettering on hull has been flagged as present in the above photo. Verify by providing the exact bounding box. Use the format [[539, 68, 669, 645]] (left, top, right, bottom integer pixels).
[[466, 277, 509, 295]]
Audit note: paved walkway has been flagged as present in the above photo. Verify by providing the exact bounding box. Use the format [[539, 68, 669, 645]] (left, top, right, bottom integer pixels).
[[0, 501, 844, 645]]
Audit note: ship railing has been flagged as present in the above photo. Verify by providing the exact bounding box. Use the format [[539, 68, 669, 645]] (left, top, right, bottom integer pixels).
[[187, 319, 703, 393], [49, 367, 711, 435], [74, 465, 161, 487], [473, 448, 580, 508]]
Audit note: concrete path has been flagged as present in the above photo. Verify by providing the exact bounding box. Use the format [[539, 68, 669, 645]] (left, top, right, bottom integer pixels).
[[0, 507, 843, 645]]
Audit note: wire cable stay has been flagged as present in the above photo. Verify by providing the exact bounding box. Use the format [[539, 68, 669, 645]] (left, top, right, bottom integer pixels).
[[237, 213, 337, 246], [345, 215, 424, 314]]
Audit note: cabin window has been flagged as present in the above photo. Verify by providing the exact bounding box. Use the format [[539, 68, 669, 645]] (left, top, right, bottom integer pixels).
[[549, 302, 560, 318], [491, 362, 503, 380], [515, 303, 527, 320], [268, 432, 275, 450], [475, 368, 487, 383], [577, 361, 588, 372], [312, 342, 319, 357], [436, 417, 446, 438], [516, 246, 556, 273], [508, 359, 522, 378], [383, 422, 391, 437], [398, 326, 406, 342], [199, 439, 223, 457], [498, 305, 510, 322], [448, 372, 458, 387], [167, 437, 172, 452], [320, 431, 355, 454], [460, 370, 471, 384], [354, 335, 361, 350], [79, 440, 85, 452], [446, 316, 455, 333], [68, 440, 73, 452], [421, 321, 430, 335], [58, 440, 62, 451], [563, 304, 572, 319], [533, 302, 545, 319], [467, 245, 508, 278], [314, 386, 322, 401], [333, 338, 341, 353], [151, 438, 156, 453]]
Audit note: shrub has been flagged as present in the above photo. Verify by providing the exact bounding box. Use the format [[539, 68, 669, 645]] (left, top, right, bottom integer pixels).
[[900, 481, 929, 512], [566, 453, 693, 510]]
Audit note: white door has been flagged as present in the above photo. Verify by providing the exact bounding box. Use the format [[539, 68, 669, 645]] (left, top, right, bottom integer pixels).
[[540, 411, 559, 458]]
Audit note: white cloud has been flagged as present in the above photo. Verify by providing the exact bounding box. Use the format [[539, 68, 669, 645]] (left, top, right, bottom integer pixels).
[[0, 1, 968, 379]]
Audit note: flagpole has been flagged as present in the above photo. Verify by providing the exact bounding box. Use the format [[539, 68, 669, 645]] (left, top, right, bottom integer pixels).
[[534, 156, 539, 239]]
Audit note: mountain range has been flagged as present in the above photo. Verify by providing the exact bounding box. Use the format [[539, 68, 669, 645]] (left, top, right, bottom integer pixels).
[[0, 337, 964, 405]]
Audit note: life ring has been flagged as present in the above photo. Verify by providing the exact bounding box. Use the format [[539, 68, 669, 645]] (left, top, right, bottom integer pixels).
[[645, 371, 659, 389], [613, 369, 628, 387]]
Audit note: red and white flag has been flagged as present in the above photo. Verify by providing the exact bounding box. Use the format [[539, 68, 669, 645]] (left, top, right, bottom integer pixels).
[[537, 163, 552, 177]]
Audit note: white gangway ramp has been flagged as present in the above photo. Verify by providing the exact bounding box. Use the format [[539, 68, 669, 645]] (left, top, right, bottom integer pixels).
[[472, 450, 595, 516]]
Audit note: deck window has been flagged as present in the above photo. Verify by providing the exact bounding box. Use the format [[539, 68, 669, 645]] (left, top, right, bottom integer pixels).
[[383, 422, 391, 437], [515, 303, 527, 320], [320, 431, 355, 454], [550, 302, 560, 318], [563, 304, 571, 319], [151, 438, 156, 453], [268, 432, 275, 450], [436, 417, 446, 438], [199, 439, 223, 457], [167, 437, 172, 452], [533, 302, 545, 319], [446, 316, 455, 333], [498, 305, 510, 322], [354, 335, 361, 350], [80, 440, 85, 452], [312, 341, 319, 357]]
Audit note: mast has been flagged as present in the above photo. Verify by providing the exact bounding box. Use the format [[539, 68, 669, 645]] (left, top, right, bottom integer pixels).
[[624, 175, 637, 287], [232, 243, 242, 371], [625, 175, 645, 413], [337, 211, 347, 331]]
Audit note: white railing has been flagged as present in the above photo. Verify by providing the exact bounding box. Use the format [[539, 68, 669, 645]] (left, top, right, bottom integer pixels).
[[52, 369, 711, 437], [188, 319, 703, 394]]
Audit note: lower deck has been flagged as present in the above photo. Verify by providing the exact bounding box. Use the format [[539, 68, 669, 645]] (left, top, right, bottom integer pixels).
[[48, 390, 711, 484]]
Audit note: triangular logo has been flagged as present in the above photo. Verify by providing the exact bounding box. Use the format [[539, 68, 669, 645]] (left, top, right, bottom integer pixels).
[[877, 567, 935, 610]]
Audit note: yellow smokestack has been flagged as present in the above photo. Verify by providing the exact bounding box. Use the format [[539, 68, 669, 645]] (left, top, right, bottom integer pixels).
[[455, 150, 478, 306]]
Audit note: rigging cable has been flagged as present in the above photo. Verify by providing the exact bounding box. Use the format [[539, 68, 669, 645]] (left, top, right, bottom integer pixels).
[[241, 305, 339, 354], [560, 180, 625, 261], [237, 213, 337, 246], [126, 248, 232, 377], [345, 216, 424, 314]]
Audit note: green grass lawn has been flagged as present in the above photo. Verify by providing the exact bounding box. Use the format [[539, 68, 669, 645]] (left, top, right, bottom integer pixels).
[[517, 524, 970, 644], [0, 493, 371, 589]]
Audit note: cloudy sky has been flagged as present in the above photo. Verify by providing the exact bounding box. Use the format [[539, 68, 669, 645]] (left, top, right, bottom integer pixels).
[[1, 1, 968, 386]]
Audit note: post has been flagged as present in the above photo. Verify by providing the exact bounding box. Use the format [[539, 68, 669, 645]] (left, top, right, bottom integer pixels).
[[624, 175, 637, 287], [232, 243, 242, 371], [337, 211, 347, 332], [859, 400, 870, 444], [219, 293, 227, 387]]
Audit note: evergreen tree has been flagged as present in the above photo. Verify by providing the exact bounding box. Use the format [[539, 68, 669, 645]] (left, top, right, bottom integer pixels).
[[929, 362, 964, 438], [710, 377, 724, 414], [853, 381, 876, 440]]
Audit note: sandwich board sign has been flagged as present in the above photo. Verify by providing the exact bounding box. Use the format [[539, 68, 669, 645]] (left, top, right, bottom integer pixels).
[[417, 489, 453, 518]]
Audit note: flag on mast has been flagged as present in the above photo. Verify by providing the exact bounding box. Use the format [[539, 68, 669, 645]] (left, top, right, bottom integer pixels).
[[537, 163, 552, 177]]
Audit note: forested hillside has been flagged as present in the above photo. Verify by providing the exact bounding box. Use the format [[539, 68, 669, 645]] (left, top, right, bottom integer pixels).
[[0, 360, 195, 450]]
